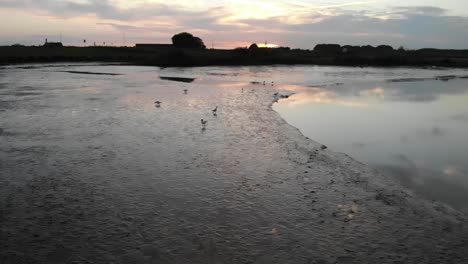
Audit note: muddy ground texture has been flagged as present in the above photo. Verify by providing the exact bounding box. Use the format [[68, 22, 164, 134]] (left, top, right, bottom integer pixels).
[[0, 68, 467, 264]]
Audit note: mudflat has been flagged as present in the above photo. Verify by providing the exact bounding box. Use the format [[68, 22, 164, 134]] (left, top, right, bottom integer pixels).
[[1, 64, 467, 264]]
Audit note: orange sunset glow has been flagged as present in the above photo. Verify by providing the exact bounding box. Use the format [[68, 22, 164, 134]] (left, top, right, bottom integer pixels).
[[2, 1, 468, 49]]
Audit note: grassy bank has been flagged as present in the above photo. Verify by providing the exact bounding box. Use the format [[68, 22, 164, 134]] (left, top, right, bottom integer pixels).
[[2, 45, 468, 68]]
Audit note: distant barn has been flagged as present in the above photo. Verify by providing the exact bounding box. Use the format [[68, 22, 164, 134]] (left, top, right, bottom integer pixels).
[[43, 42, 63, 47], [135, 44, 174, 50], [314, 44, 342, 54]]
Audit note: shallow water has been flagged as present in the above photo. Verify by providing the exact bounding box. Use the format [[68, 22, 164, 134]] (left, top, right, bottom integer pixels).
[[2, 63, 467, 212], [272, 66, 468, 212], [1, 63, 468, 263]]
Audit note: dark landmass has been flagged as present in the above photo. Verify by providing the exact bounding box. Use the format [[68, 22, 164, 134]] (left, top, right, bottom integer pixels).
[[59, 71, 122, 76], [1, 44, 468, 68], [159, 76, 196, 83], [387, 74, 468, 83]]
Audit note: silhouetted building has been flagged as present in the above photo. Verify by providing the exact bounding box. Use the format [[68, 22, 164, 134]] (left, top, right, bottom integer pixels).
[[314, 44, 342, 54], [135, 44, 174, 49], [376, 45, 394, 52], [43, 42, 63, 47]]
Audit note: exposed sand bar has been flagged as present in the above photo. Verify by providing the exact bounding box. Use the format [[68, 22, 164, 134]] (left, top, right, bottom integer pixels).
[[0, 66, 467, 264]]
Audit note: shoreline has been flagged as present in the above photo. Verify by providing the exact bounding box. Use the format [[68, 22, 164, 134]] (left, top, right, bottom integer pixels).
[[2, 46, 468, 68], [270, 90, 465, 215], [1, 65, 467, 263], [270, 88, 463, 212]]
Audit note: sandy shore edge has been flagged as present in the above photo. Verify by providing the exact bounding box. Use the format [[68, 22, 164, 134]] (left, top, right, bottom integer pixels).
[[269, 88, 466, 220]]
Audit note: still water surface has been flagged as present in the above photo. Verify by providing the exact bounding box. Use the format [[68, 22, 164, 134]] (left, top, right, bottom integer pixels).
[[270, 66, 468, 212], [150, 64, 468, 211], [2, 63, 467, 212]]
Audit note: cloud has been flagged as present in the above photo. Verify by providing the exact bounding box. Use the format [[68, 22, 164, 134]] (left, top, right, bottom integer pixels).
[[449, 113, 468, 123], [0, 0, 218, 21], [243, 7, 468, 48], [298, 74, 468, 104], [1, 0, 122, 19], [2, 2, 468, 49], [392, 6, 447, 16], [377, 164, 468, 211], [96, 22, 178, 35], [386, 79, 468, 103]]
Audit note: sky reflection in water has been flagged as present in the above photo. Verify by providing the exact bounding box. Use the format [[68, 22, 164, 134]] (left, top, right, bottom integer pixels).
[[114, 64, 468, 212], [274, 75, 468, 212]]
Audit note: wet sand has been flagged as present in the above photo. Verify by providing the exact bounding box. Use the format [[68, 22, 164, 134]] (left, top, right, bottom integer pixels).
[[1, 65, 468, 264]]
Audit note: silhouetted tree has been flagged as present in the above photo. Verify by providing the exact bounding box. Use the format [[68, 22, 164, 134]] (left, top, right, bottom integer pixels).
[[171, 32, 206, 49], [377, 45, 394, 51], [314, 44, 341, 53], [249, 43, 259, 50]]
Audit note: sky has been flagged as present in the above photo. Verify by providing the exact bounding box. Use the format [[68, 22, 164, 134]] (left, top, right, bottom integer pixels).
[[0, 0, 468, 49]]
